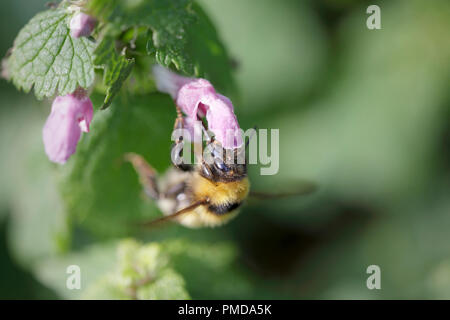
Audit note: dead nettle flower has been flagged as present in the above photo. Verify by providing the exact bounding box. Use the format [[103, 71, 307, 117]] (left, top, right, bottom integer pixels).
[[69, 11, 96, 38], [152, 65, 243, 149], [42, 89, 93, 164]]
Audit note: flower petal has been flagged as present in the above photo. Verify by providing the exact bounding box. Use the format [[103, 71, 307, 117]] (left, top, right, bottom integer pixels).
[[43, 107, 81, 164], [152, 65, 193, 99], [42, 91, 94, 164], [153, 66, 243, 148], [206, 95, 243, 149], [176, 79, 215, 119], [78, 96, 93, 132]]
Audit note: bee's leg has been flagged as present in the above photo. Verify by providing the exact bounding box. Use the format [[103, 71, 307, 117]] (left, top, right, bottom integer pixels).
[[174, 105, 184, 131], [172, 106, 194, 172], [123, 153, 159, 200]]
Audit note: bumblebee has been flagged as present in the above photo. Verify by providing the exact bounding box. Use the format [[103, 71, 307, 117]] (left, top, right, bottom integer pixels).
[[125, 110, 314, 228], [125, 145, 249, 228]]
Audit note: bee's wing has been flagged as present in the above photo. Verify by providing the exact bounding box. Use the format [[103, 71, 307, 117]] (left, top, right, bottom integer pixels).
[[249, 182, 317, 199], [123, 152, 159, 200], [140, 199, 208, 228]]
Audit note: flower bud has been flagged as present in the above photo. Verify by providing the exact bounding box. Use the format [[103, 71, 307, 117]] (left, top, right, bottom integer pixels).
[[42, 90, 93, 164], [69, 12, 96, 38]]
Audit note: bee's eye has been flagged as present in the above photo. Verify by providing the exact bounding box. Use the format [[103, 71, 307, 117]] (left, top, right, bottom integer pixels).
[[214, 159, 229, 172], [201, 163, 213, 179]]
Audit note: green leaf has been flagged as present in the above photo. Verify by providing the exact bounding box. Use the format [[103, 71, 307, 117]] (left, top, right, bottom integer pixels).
[[82, 240, 190, 300], [88, 0, 196, 74], [60, 93, 175, 237], [88, 0, 235, 95], [116, 239, 169, 284], [94, 37, 135, 109], [6, 8, 96, 99], [136, 269, 189, 300]]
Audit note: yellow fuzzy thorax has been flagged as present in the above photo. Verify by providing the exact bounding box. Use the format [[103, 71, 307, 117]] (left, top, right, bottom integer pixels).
[[191, 172, 250, 206]]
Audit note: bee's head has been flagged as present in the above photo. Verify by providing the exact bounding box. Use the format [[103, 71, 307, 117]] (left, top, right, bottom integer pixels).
[[200, 141, 247, 182]]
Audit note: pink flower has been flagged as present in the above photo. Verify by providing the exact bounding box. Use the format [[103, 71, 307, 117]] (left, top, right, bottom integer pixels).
[[152, 65, 243, 149], [69, 12, 96, 38], [42, 90, 93, 164]]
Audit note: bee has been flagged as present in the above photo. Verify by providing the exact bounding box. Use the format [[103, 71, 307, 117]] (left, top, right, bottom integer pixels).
[[124, 110, 315, 228]]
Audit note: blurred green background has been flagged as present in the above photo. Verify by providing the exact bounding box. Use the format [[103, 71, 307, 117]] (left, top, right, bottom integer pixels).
[[0, 0, 449, 299]]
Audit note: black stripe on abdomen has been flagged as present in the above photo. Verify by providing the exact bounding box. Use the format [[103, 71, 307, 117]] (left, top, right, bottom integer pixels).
[[208, 202, 242, 215]]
